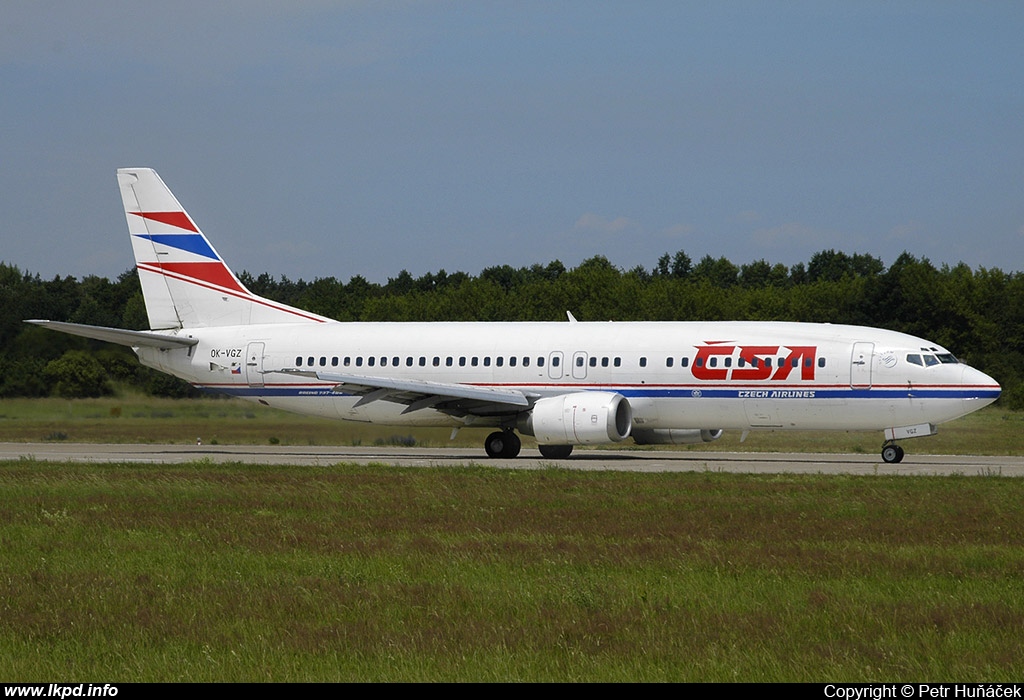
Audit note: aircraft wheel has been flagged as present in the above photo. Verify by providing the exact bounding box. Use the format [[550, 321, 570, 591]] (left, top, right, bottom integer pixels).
[[485, 430, 521, 458], [484, 431, 504, 458], [881, 443, 904, 464], [538, 444, 573, 459], [502, 431, 521, 458]]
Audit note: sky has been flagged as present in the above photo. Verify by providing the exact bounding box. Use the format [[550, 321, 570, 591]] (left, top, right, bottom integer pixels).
[[2, 1, 1023, 284]]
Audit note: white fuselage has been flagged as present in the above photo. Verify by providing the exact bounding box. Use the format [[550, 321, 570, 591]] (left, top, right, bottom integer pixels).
[[32, 168, 1000, 462], [136, 320, 1000, 434]]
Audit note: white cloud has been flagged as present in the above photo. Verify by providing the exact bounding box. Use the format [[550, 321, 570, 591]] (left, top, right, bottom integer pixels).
[[659, 223, 696, 239], [749, 221, 844, 248], [734, 210, 761, 223], [573, 212, 639, 236], [887, 221, 923, 242]]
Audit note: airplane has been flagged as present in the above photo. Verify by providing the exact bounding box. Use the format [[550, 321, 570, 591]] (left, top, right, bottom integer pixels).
[[28, 168, 1001, 463]]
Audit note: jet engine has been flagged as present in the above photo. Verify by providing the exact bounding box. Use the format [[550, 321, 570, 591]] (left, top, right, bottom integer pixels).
[[519, 392, 632, 445], [631, 428, 723, 445]]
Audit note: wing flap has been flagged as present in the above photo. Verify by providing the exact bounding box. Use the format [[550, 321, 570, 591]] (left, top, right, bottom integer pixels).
[[277, 369, 532, 414]]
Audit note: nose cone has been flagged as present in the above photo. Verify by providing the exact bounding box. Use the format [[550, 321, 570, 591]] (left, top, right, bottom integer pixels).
[[961, 364, 1001, 410]]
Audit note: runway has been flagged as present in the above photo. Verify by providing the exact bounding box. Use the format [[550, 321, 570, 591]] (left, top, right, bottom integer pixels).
[[2, 442, 1021, 476]]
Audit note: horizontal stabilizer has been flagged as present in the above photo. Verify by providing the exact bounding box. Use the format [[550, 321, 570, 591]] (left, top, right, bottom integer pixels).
[[25, 320, 198, 349]]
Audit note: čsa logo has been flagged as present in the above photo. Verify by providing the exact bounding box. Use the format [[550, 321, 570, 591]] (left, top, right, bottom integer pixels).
[[692, 342, 817, 381]]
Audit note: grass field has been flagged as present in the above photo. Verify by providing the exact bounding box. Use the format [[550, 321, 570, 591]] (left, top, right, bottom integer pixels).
[[1, 397, 1022, 681], [1, 461, 1022, 681]]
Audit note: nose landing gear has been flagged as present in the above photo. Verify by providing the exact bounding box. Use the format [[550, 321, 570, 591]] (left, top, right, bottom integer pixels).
[[881, 442, 905, 464]]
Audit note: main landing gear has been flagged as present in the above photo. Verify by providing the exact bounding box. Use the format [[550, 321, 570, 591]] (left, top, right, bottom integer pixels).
[[484, 429, 521, 458], [881, 441, 905, 464], [483, 430, 575, 459]]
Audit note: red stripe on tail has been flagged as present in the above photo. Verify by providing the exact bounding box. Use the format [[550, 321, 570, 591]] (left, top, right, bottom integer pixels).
[[157, 262, 247, 293], [130, 211, 198, 232]]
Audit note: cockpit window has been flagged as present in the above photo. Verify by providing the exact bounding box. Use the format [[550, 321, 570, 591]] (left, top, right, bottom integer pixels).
[[908, 352, 957, 367]]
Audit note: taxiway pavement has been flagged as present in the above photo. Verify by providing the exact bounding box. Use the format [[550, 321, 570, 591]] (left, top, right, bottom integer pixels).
[[1, 442, 1021, 476]]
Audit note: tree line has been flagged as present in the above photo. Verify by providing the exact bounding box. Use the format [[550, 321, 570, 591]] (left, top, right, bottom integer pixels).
[[2, 249, 1022, 408]]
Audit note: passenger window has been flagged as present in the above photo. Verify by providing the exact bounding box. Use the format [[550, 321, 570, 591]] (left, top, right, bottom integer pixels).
[[576, 357, 584, 367], [509, 356, 517, 367], [355, 357, 363, 367], [589, 357, 596, 367], [432, 357, 440, 367], [484, 357, 491, 367], [331, 357, 339, 367], [614, 357, 621, 367], [307, 357, 314, 366], [319, 357, 326, 366], [818, 357, 826, 368], [551, 356, 559, 367], [523, 357, 530, 367], [709, 358, 717, 368], [472, 357, 479, 367], [446, 357, 453, 367], [344, 357, 351, 367], [392, 357, 399, 366], [367, 357, 375, 367], [295, 356, 302, 366], [601, 357, 609, 367], [459, 357, 466, 367], [725, 358, 732, 368], [419, 357, 426, 366], [496, 357, 504, 367], [639, 357, 647, 368], [666, 357, 674, 367], [538, 357, 545, 367]]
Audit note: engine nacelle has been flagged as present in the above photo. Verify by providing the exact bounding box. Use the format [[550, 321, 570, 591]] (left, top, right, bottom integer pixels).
[[631, 428, 723, 445], [519, 392, 632, 445]]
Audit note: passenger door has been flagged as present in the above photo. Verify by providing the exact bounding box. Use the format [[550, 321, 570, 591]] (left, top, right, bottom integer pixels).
[[245, 342, 265, 388], [850, 342, 873, 389]]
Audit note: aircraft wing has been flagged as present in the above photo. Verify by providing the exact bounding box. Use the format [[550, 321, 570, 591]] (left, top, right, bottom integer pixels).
[[25, 320, 199, 349], [277, 369, 535, 416]]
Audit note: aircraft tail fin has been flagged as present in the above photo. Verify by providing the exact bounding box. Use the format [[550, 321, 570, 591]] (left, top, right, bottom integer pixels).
[[118, 168, 329, 329]]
